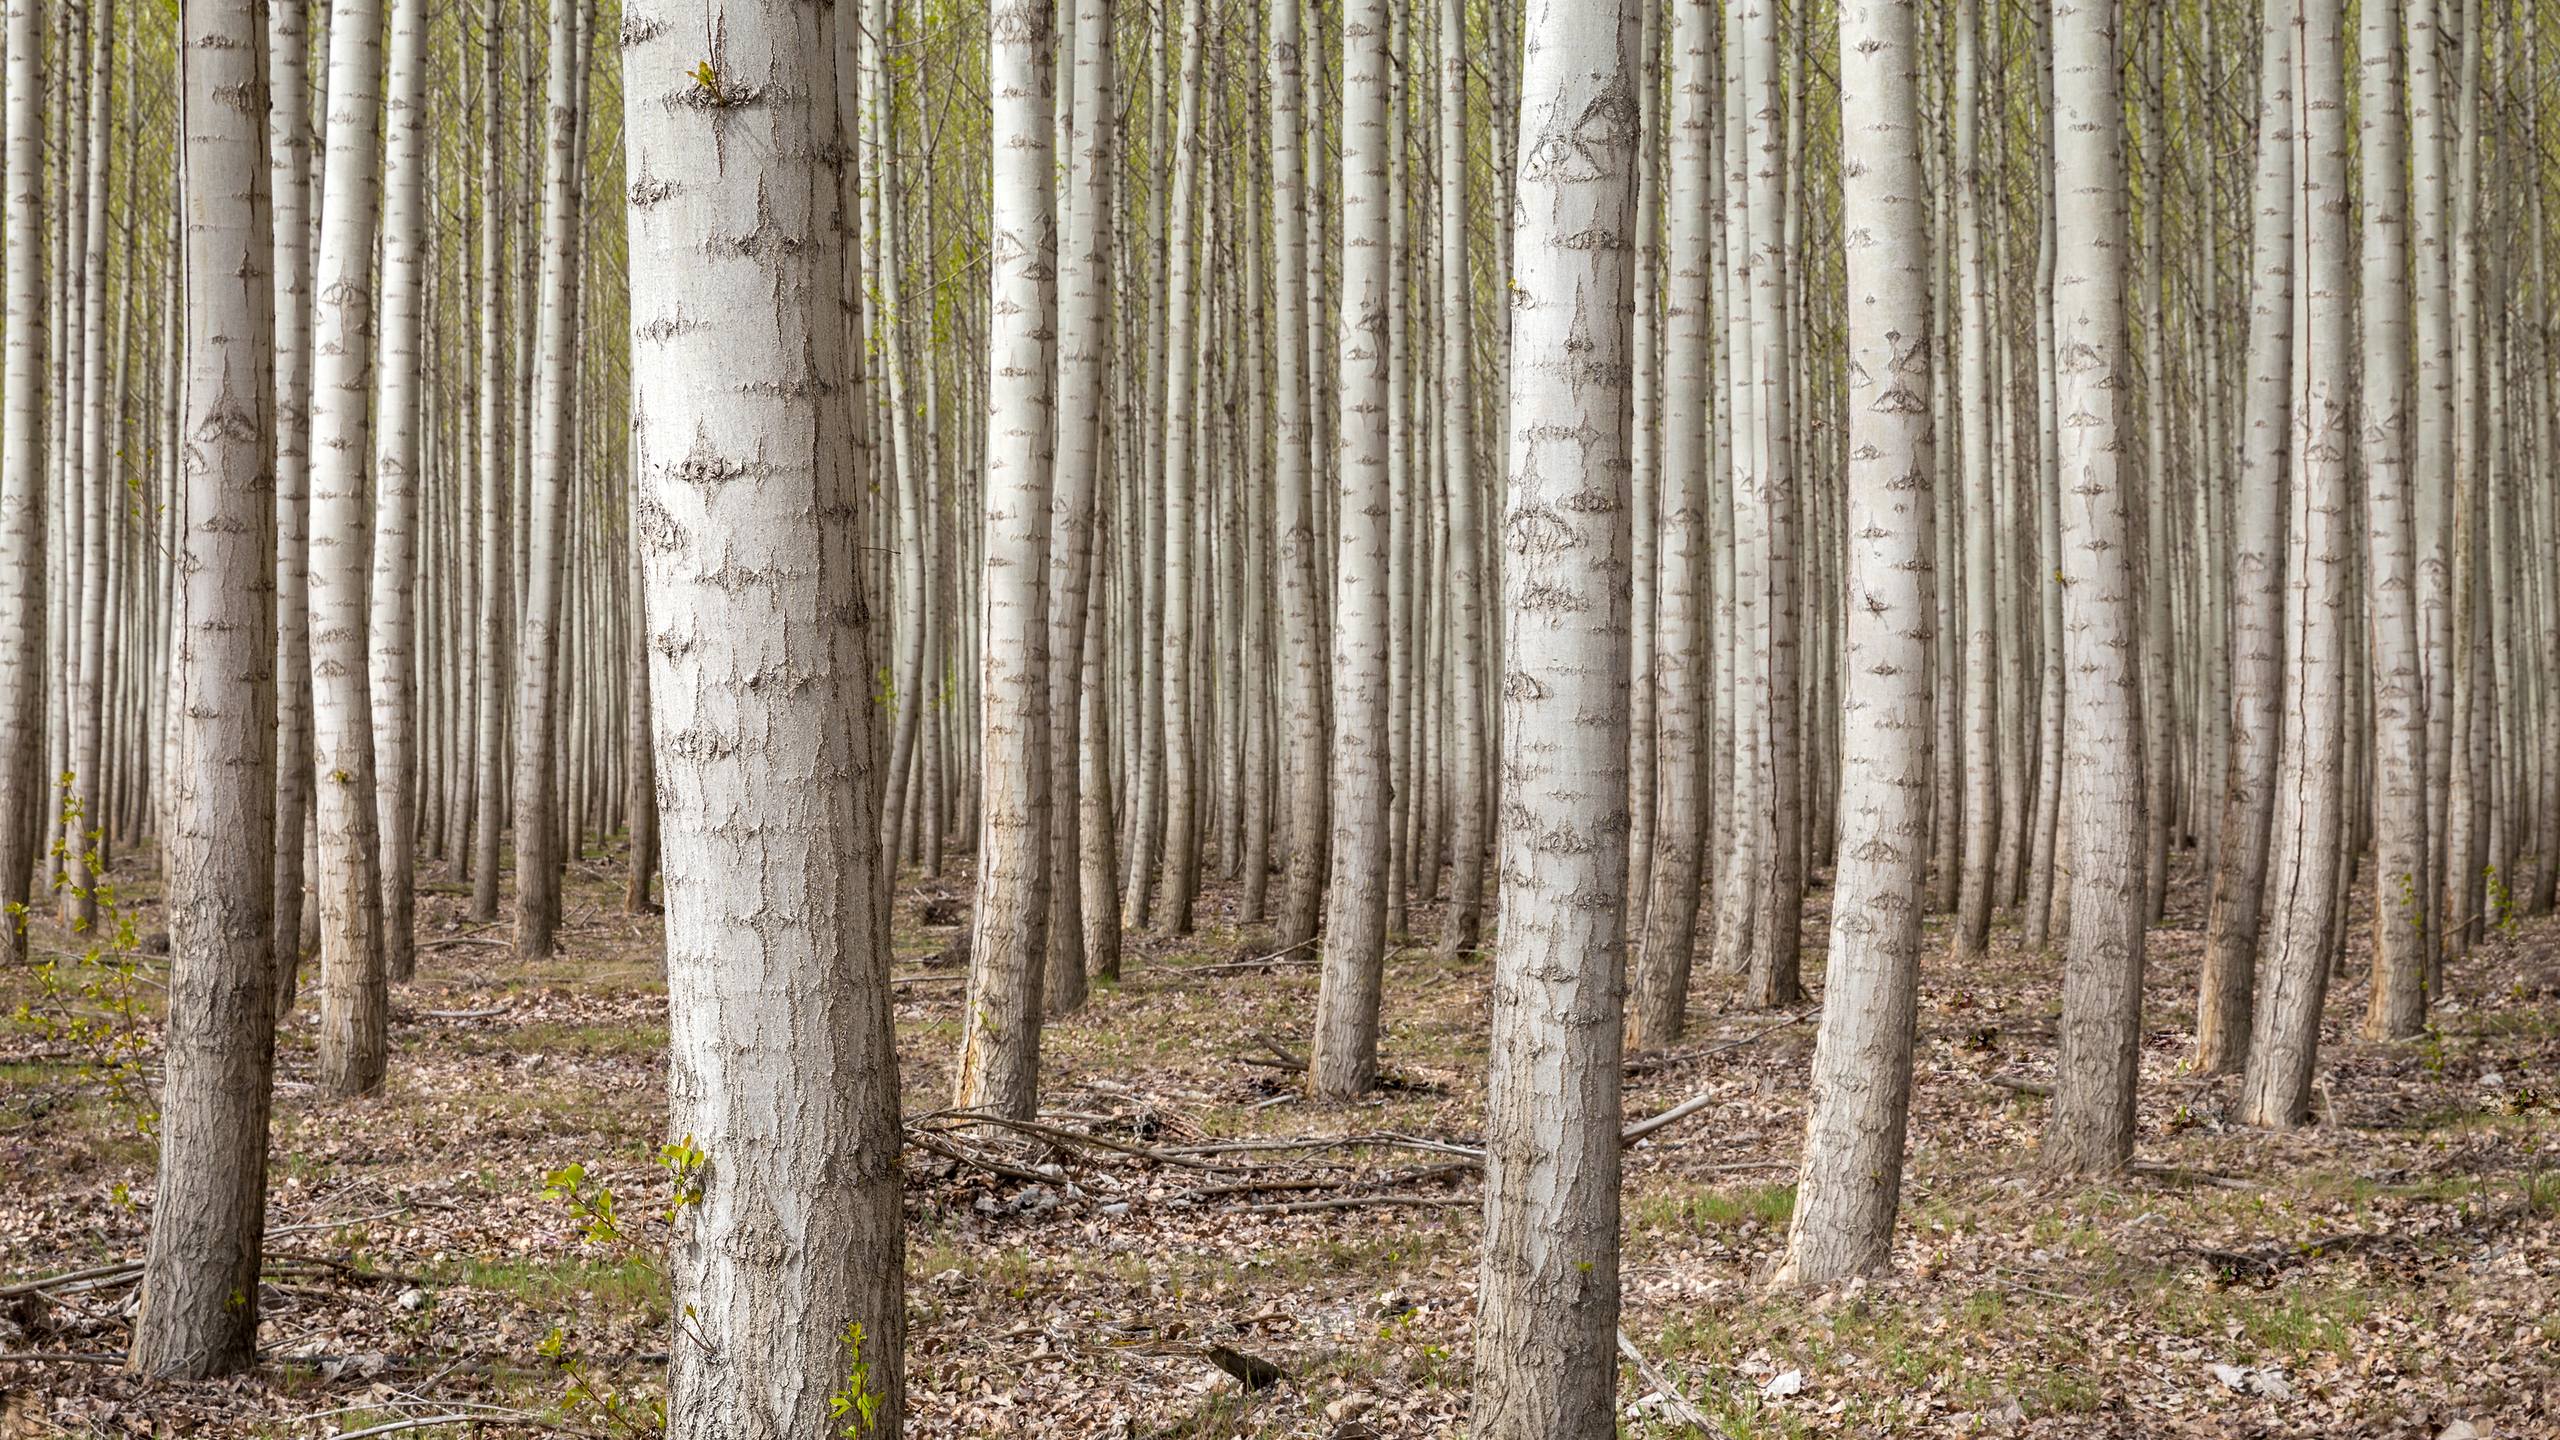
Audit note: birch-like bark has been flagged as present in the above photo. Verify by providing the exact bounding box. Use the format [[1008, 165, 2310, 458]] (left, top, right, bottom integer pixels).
[[131, 0, 279, 1375], [268, 0, 316, 1002], [1437, 0, 1487, 961], [61, 0, 115, 932], [1950, 0, 1997, 956], [1775, 0, 1933, 1287], [2238, 0, 2351, 1128], [367, 0, 426, 983], [2408, 0, 2453, 945], [0, 0, 46, 966], [954, 0, 1057, 1122], [469, 7, 510, 924], [2198, 0, 2294, 1073], [1470, 3, 1637, 1428], [512, 0, 590, 962], [1629, 0, 1715, 1050], [2360, 0, 2428, 1040], [1309, 0, 1396, 1101], [2045, 0, 2148, 1174], [1156, 0, 1205, 935], [1044, 0, 1115, 1012], [623, 0, 906, 1429], [1271, 0, 1328, 953], [308, 0, 389, 1097]]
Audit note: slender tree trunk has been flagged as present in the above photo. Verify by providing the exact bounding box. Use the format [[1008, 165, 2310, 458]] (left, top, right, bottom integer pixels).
[[626, 0, 907, 1423], [511, 0, 589, 962], [1436, 0, 1487, 961], [1044, 0, 1115, 1014], [2238, 0, 2351, 1128], [1469, 3, 1637, 1428], [0, 0, 47, 966], [1308, 0, 1396, 1101], [1271, 0, 1328, 954], [2198, 0, 2294, 1073], [954, 0, 1057, 1123], [1951, 0, 1997, 956], [1776, 0, 1934, 1286], [61, 0, 115, 932], [2045, 0, 2147, 1174], [367, 0, 426, 982], [2361, 0, 2428, 1040], [1156, 0, 1205, 936], [131, 0, 280, 1378], [1629, 0, 1715, 1050], [268, 0, 316, 1009], [469, 7, 510, 924], [308, 0, 389, 1097]]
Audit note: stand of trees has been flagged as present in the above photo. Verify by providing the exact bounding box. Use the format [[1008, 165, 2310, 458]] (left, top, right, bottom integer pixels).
[[3, 0, 2555, 1428]]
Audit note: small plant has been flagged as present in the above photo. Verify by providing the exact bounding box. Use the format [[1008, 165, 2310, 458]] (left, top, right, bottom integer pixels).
[[12, 789, 156, 1136], [828, 1321, 882, 1437]]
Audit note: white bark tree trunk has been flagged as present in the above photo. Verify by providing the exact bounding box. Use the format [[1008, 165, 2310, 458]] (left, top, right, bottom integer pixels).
[[0, 0, 47, 966], [2239, 0, 2352, 1128], [2045, 0, 2148, 1174], [267, 0, 317, 1010], [512, 0, 590, 962], [622, 0, 906, 1428], [131, 0, 279, 1375], [1470, 3, 1638, 1429], [308, 0, 389, 1098], [1271, 0, 1328, 954], [954, 0, 1057, 1122], [367, 0, 426, 983], [2198, 0, 2294, 1074], [1308, 0, 1396, 1101], [1774, 0, 1935, 1287], [2360, 0, 2428, 1040]]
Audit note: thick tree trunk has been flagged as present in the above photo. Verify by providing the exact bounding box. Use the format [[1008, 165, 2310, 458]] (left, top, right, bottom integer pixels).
[[2044, 0, 2147, 1175], [131, 0, 279, 1377], [622, 0, 907, 1429], [1470, 3, 1637, 1429], [1776, 0, 1934, 1286], [954, 0, 1057, 1123]]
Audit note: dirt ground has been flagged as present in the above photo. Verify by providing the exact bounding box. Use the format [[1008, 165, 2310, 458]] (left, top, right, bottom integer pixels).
[[4, 846, 2556, 1438]]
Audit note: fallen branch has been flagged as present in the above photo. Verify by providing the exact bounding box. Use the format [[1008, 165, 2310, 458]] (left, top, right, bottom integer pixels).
[[0, 1350, 124, 1366], [0, 1259, 139, 1299], [1982, 1074, 2054, 1099], [415, 936, 512, 952], [1245, 1193, 1473, 1216], [2129, 1161, 2254, 1191], [1620, 1008, 1819, 1147], [1618, 1330, 1717, 1433]]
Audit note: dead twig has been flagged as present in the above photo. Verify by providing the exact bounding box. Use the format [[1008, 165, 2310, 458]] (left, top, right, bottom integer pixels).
[[1620, 1008, 1820, 1146], [1618, 1330, 1717, 1433], [1245, 1193, 1474, 1216]]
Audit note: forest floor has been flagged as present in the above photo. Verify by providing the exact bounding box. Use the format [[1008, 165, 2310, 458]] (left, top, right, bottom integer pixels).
[[3, 849, 2557, 1439]]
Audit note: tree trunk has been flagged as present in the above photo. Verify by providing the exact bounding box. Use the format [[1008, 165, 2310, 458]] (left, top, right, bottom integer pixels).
[[131, 0, 279, 1376], [0, 0, 47, 967], [308, 0, 389, 1098], [268, 0, 317, 1011], [511, 0, 590, 963], [368, 0, 427, 983], [2045, 0, 2147, 1175], [1775, 0, 1934, 1286], [954, 0, 1057, 1123], [2360, 0, 2428, 1040], [1470, 3, 1637, 1429], [1156, 0, 1205, 936], [1951, 0, 1997, 957], [2238, 0, 2351, 1128], [1309, 0, 1396, 1101], [623, 0, 907, 1428], [1629, 0, 1715, 1051], [1436, 0, 1487, 961], [1270, 0, 1328, 955]]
